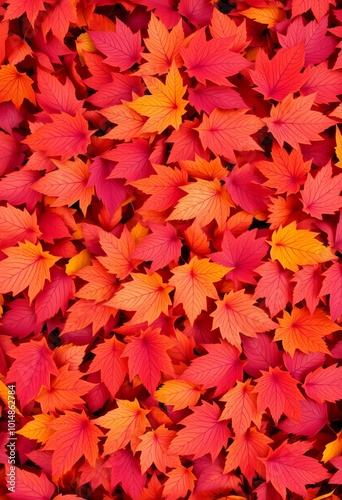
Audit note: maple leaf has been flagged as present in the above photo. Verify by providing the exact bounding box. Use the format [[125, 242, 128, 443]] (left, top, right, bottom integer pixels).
[[36, 365, 94, 412], [97, 226, 137, 280], [241, 5, 286, 28], [105, 139, 154, 183], [303, 364, 342, 403], [211, 289, 277, 350], [180, 28, 250, 86], [121, 327, 175, 395], [0, 65, 36, 109], [251, 43, 306, 101], [33, 158, 94, 216], [154, 380, 203, 410], [224, 427, 272, 483], [169, 256, 231, 325], [168, 401, 231, 460], [219, 379, 261, 436], [75, 261, 116, 304], [320, 262, 342, 321], [5, 338, 59, 407], [106, 272, 173, 325], [131, 164, 188, 212], [62, 299, 117, 336], [261, 440, 330, 498], [127, 61, 188, 134], [167, 178, 234, 228], [36, 69, 84, 116], [105, 449, 146, 500], [87, 335, 126, 399], [163, 465, 196, 500], [252, 366, 304, 423], [269, 221, 335, 272], [264, 93, 336, 149], [0, 204, 41, 250], [291, 0, 335, 22], [95, 399, 149, 456], [44, 410, 102, 480], [275, 305, 335, 355], [301, 162, 342, 219], [181, 340, 245, 397], [7, 468, 55, 500], [89, 19, 142, 71], [243, 333, 283, 379], [254, 143, 311, 195], [196, 108, 263, 162], [254, 261, 292, 317], [0, 240, 58, 303], [16, 414, 56, 444], [292, 264, 323, 314], [4, 0, 45, 26], [330, 457, 342, 485], [300, 62, 342, 104], [278, 396, 328, 438], [102, 103, 147, 141], [136, 425, 178, 473], [23, 113, 91, 161], [131, 222, 182, 272], [188, 82, 247, 114], [137, 13, 184, 76], [210, 228, 269, 286]]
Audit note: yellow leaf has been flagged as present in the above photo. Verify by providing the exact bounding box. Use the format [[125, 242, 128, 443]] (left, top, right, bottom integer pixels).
[[322, 431, 342, 463], [269, 222, 335, 272], [335, 126, 342, 168], [65, 249, 92, 275], [155, 380, 204, 410], [127, 60, 188, 134], [131, 222, 149, 244], [0, 378, 22, 416], [241, 5, 286, 28], [16, 414, 56, 444], [76, 32, 96, 65]]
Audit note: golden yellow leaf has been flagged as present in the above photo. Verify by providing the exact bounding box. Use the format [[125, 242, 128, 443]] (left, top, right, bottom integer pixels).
[[65, 249, 92, 275], [127, 60, 188, 134], [16, 414, 56, 444], [335, 126, 342, 168], [155, 380, 204, 410], [269, 222, 335, 272], [241, 5, 286, 28], [322, 431, 342, 463]]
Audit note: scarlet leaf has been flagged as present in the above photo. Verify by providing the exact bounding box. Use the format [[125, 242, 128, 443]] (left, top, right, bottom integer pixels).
[[136, 425, 178, 473], [7, 468, 55, 500], [254, 261, 292, 317], [303, 364, 342, 403], [121, 327, 175, 395], [320, 261, 342, 320]]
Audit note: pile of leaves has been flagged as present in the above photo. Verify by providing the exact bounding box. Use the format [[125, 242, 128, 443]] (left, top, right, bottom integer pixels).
[[1, 0, 342, 498]]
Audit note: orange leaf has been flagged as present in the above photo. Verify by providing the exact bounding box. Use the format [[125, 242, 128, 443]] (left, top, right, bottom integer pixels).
[[95, 399, 149, 455], [45, 410, 102, 480], [98, 226, 137, 280], [169, 256, 232, 325], [127, 60, 188, 134], [211, 290, 277, 350], [0, 240, 58, 302], [274, 307, 337, 355], [106, 272, 173, 325], [0, 65, 36, 109], [16, 414, 56, 444], [154, 380, 203, 410], [163, 465, 196, 500], [219, 380, 262, 436], [167, 178, 235, 228], [136, 425, 178, 473]]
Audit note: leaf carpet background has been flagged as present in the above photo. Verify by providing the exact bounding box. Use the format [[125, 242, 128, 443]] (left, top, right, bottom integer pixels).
[[0, 0, 342, 498]]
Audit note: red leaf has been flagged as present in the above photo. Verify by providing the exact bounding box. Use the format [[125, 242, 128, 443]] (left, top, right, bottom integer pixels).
[[303, 364, 342, 403]]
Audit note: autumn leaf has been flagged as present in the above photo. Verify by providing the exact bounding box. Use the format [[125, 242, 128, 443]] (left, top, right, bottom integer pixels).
[[95, 399, 149, 455], [301, 162, 342, 219], [274, 307, 337, 355], [320, 261, 342, 320], [44, 410, 102, 480], [97, 226, 137, 280], [16, 414, 56, 444], [163, 465, 196, 500], [253, 366, 304, 423], [251, 43, 306, 101], [136, 425, 178, 473], [106, 272, 173, 325], [169, 256, 232, 325], [167, 178, 234, 228], [211, 289, 277, 350], [121, 327, 175, 395], [269, 221, 335, 272], [22, 112, 91, 161], [261, 440, 330, 498], [0, 240, 59, 302], [322, 431, 342, 463], [196, 108, 263, 162], [168, 401, 231, 460], [292, 264, 323, 314], [254, 261, 292, 317], [127, 61, 188, 134], [224, 427, 272, 483], [264, 93, 336, 149], [154, 380, 203, 410], [7, 468, 55, 500], [303, 364, 342, 403], [0, 65, 36, 109]]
